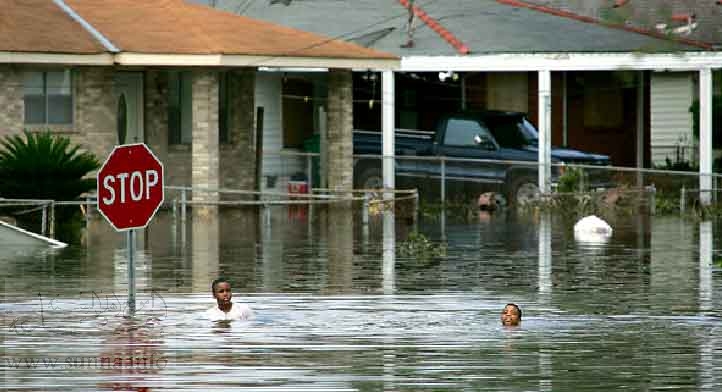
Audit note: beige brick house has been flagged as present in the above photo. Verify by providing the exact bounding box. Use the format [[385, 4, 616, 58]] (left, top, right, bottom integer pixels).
[[0, 0, 397, 202]]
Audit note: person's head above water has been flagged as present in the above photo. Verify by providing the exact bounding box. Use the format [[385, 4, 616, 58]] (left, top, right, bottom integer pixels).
[[501, 303, 522, 326], [211, 277, 233, 311]]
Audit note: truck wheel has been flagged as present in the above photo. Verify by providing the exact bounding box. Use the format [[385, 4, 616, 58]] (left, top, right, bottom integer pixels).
[[356, 167, 384, 190], [508, 176, 540, 207]]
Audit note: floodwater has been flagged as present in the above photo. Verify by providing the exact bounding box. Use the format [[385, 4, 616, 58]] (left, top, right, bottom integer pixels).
[[2, 205, 722, 391]]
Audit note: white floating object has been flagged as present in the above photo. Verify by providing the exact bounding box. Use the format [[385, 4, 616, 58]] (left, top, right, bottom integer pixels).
[[574, 215, 612, 242], [0, 220, 67, 250]]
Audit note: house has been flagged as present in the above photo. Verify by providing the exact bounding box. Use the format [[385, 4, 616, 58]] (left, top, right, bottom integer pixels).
[[204, 0, 721, 199], [0, 0, 397, 205], [521, 0, 722, 166]]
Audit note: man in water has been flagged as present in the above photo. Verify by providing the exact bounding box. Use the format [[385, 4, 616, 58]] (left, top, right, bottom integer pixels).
[[205, 277, 253, 321], [501, 303, 521, 327]]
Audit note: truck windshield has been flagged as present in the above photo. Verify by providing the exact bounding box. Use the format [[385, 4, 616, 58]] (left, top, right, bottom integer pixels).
[[519, 119, 539, 145], [486, 116, 537, 148]]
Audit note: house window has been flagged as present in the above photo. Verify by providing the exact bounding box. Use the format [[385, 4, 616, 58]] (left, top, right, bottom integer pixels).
[[282, 78, 315, 148], [168, 71, 193, 145], [168, 71, 231, 145], [583, 73, 624, 129], [23, 70, 73, 125], [219, 72, 231, 144]]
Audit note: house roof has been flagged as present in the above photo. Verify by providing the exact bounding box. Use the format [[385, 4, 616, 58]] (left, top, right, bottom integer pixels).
[[522, 0, 722, 47], [64, 0, 396, 59], [0, 0, 397, 65], [216, 0, 706, 56], [0, 0, 105, 54]]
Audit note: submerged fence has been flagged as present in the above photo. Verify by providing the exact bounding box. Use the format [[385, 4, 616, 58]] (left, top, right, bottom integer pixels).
[[3, 152, 722, 238]]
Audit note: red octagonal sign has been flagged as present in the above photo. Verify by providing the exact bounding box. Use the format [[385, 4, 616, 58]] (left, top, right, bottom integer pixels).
[[97, 143, 164, 231]]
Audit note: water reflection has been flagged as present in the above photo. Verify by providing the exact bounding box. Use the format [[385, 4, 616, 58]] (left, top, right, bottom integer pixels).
[[324, 204, 353, 293], [699, 220, 713, 314], [538, 212, 552, 299], [2, 208, 722, 390], [191, 208, 219, 293], [382, 210, 395, 295]]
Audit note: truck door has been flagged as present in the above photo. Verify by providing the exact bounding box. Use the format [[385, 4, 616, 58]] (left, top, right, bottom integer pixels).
[[435, 118, 504, 183]]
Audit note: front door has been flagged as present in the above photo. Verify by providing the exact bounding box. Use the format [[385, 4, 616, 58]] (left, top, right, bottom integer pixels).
[[113, 72, 144, 144]]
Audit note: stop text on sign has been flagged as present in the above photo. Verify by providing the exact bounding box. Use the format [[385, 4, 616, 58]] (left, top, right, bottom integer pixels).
[[101, 170, 160, 205], [96, 143, 164, 231]]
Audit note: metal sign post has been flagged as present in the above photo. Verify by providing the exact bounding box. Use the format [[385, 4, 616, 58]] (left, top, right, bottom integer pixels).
[[97, 143, 164, 318], [127, 229, 136, 314]]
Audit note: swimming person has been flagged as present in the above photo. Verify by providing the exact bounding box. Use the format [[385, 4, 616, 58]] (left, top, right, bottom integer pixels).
[[501, 303, 521, 327], [205, 277, 253, 322]]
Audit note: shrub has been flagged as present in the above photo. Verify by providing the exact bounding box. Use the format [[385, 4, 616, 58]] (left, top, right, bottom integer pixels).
[[0, 131, 99, 200], [0, 131, 100, 243]]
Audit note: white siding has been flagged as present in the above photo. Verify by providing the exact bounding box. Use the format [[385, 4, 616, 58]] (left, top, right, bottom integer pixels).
[[650, 72, 695, 166], [255, 72, 282, 179], [255, 72, 306, 192]]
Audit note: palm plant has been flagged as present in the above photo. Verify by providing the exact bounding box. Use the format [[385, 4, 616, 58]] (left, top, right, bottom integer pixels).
[[0, 131, 100, 200]]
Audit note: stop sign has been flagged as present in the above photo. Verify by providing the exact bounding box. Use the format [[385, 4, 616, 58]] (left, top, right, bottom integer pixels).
[[97, 143, 164, 231]]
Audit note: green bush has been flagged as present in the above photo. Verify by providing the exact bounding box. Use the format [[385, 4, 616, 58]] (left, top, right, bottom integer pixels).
[[690, 96, 722, 149], [0, 131, 99, 200], [557, 166, 586, 193], [0, 131, 100, 243]]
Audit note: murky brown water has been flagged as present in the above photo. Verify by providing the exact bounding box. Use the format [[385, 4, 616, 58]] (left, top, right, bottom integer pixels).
[[2, 206, 722, 391]]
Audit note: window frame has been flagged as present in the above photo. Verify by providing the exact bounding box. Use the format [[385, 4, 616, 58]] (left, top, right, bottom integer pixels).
[[23, 69, 74, 126]]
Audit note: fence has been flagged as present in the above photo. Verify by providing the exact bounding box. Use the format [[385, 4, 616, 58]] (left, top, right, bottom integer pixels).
[[4, 152, 722, 238]]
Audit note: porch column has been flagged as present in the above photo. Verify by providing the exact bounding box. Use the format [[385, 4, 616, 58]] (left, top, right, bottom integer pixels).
[[223, 68, 256, 191], [538, 70, 552, 193], [382, 70, 396, 195], [699, 68, 713, 205], [326, 69, 354, 193], [191, 70, 220, 208]]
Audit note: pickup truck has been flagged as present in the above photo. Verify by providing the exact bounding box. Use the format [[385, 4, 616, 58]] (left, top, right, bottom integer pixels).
[[353, 111, 612, 205]]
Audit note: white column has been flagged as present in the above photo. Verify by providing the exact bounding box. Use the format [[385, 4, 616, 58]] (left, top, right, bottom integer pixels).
[[538, 70, 552, 193], [382, 70, 396, 196], [700, 68, 713, 205]]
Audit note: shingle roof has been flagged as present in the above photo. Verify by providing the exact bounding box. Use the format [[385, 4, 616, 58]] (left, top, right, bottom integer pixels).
[[523, 0, 722, 47], [218, 0, 705, 55], [1, 0, 396, 60], [0, 0, 105, 54]]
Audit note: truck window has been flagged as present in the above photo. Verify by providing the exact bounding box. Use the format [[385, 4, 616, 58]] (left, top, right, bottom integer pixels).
[[444, 118, 494, 147], [487, 118, 527, 148]]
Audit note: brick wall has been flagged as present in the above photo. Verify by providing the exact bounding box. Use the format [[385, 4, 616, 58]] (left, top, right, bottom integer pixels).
[[74, 67, 116, 163], [326, 69, 353, 192], [220, 68, 256, 194], [0, 65, 23, 136], [191, 70, 220, 204]]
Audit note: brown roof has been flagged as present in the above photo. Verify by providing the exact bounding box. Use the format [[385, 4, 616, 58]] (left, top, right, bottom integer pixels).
[[61, 0, 396, 59], [0, 0, 105, 54]]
